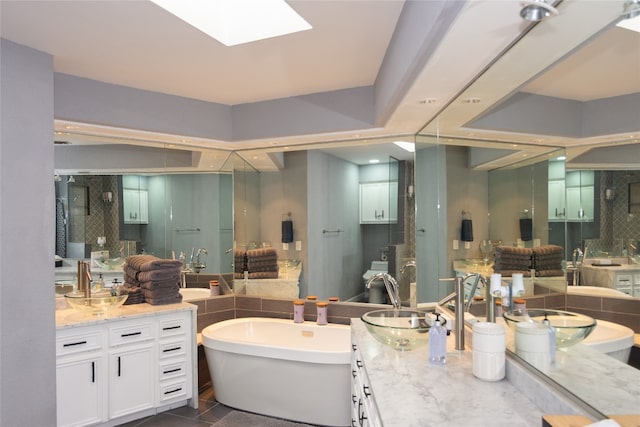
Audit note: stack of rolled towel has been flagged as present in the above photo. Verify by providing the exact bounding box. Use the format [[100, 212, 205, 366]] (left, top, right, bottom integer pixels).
[[532, 245, 564, 277], [493, 246, 533, 277], [123, 255, 183, 305], [233, 247, 279, 279], [234, 249, 248, 279]]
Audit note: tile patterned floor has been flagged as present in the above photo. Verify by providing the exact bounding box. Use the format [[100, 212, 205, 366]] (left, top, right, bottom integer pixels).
[[118, 387, 316, 427]]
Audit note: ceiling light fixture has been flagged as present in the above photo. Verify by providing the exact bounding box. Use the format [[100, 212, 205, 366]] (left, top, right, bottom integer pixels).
[[520, 0, 559, 22], [369, 159, 380, 164], [150, 0, 311, 47]]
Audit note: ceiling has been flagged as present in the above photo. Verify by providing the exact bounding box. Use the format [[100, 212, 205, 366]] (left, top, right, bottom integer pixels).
[[1, 0, 638, 171]]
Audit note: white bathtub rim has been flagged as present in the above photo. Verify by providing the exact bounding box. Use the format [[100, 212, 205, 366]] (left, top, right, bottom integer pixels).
[[201, 317, 351, 364], [566, 286, 632, 298], [582, 319, 635, 354]]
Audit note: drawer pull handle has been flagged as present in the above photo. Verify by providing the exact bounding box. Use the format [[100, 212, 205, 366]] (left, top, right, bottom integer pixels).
[[117, 356, 121, 377], [164, 387, 182, 395], [352, 344, 357, 351], [352, 394, 357, 404], [352, 369, 357, 379], [363, 385, 372, 398], [121, 331, 142, 338], [163, 325, 181, 331], [163, 346, 182, 353], [91, 362, 95, 383], [63, 340, 87, 347], [163, 368, 182, 375], [356, 360, 363, 368]]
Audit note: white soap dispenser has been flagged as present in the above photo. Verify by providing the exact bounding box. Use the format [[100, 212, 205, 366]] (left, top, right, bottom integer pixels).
[[429, 313, 447, 366]]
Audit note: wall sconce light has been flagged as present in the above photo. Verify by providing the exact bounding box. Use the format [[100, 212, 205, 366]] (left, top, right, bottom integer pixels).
[[605, 188, 616, 200], [102, 191, 113, 204]]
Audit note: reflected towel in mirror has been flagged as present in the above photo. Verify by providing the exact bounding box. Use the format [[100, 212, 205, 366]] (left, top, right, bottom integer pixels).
[[461, 219, 473, 242]]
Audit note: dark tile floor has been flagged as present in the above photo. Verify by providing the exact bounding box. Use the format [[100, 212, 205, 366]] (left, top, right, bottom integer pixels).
[[118, 387, 316, 427]]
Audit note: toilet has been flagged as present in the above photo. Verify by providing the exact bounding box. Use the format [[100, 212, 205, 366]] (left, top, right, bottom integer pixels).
[[363, 261, 388, 304]]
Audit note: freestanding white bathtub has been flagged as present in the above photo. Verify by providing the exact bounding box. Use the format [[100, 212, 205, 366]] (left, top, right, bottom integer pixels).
[[201, 317, 351, 427]]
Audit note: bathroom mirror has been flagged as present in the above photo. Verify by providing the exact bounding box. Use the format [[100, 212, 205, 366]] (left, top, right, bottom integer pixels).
[[54, 142, 235, 280]]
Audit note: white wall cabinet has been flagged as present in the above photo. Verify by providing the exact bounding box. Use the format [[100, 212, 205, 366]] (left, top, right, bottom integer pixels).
[[56, 309, 195, 427], [548, 179, 566, 221], [359, 182, 398, 224], [123, 188, 149, 224], [548, 170, 594, 222]]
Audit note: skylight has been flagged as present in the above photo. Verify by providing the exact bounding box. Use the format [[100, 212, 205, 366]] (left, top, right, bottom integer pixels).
[[393, 141, 416, 153], [150, 0, 312, 47]]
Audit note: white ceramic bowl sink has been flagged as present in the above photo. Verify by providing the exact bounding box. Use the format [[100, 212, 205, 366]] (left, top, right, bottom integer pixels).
[[179, 287, 212, 302], [582, 319, 634, 363]]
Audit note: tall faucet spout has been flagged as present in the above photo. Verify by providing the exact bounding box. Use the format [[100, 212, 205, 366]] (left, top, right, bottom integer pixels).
[[366, 273, 401, 309]]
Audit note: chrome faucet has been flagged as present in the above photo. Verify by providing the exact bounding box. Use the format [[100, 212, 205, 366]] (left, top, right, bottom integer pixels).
[[628, 242, 637, 264], [400, 259, 416, 275], [366, 272, 401, 309], [190, 247, 208, 273], [438, 276, 466, 350]]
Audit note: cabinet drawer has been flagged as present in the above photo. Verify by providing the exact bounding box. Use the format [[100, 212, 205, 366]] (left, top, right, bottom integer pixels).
[[57, 329, 103, 356], [158, 316, 188, 339], [159, 360, 187, 381], [109, 322, 153, 346], [158, 339, 187, 360], [158, 378, 189, 404]]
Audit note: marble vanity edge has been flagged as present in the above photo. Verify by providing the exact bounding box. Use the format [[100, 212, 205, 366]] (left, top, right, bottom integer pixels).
[[504, 352, 602, 420], [56, 302, 197, 329]]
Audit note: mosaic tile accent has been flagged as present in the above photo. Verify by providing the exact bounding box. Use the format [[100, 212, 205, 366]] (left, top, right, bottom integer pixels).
[[597, 171, 640, 254]]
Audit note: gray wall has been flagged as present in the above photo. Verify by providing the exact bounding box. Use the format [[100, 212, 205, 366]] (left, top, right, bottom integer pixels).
[[1, 39, 57, 425], [259, 151, 309, 289], [446, 146, 489, 272], [415, 145, 448, 302], [307, 151, 362, 300]]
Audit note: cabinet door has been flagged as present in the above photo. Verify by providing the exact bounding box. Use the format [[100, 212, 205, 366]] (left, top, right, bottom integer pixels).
[[566, 186, 594, 221], [123, 189, 149, 224], [548, 180, 566, 221], [109, 344, 155, 419], [57, 353, 105, 427], [360, 182, 397, 224]]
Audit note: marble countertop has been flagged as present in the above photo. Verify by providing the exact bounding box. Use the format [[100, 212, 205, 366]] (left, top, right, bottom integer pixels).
[[56, 302, 196, 329], [351, 319, 545, 427]]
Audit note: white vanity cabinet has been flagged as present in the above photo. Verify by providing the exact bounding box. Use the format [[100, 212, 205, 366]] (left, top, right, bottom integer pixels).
[[359, 182, 398, 224], [107, 320, 155, 419], [351, 342, 382, 427], [56, 329, 106, 427], [56, 307, 196, 427], [122, 188, 149, 224]]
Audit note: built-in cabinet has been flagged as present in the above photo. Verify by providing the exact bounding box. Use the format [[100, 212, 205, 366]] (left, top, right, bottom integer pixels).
[[359, 182, 398, 224], [56, 309, 195, 427], [548, 162, 594, 222], [123, 188, 149, 224], [614, 271, 640, 297], [565, 171, 594, 221], [351, 342, 382, 427]]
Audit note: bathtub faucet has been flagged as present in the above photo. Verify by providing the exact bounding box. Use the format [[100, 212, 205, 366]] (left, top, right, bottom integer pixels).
[[190, 247, 208, 273], [366, 273, 401, 309]]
